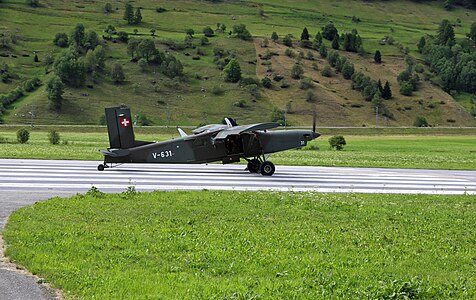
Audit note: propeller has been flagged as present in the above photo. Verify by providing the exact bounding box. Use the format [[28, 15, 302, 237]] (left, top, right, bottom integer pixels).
[[312, 109, 317, 133]]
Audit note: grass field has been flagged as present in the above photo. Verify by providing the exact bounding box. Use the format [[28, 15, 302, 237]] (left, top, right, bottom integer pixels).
[[4, 191, 475, 299], [0, 128, 475, 169], [1, 0, 475, 126]]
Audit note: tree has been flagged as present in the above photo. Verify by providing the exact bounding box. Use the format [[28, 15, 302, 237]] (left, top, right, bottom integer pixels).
[[374, 50, 382, 64], [371, 90, 383, 109], [16, 128, 30, 144], [314, 32, 323, 47], [319, 44, 327, 58], [203, 26, 214, 37], [127, 38, 140, 59], [134, 7, 142, 24], [283, 34, 293, 47], [118, 31, 129, 42], [437, 19, 455, 46], [48, 130, 60, 145], [342, 62, 355, 80], [291, 64, 304, 79], [322, 22, 338, 40], [223, 59, 241, 82], [137, 39, 156, 61], [414, 116, 429, 127], [328, 135, 346, 150], [124, 3, 134, 25], [71, 23, 85, 48], [301, 27, 310, 41], [53, 33, 69, 47], [469, 22, 476, 43], [271, 31, 278, 42], [399, 81, 413, 96], [138, 58, 147, 71], [111, 62, 125, 83], [417, 36, 426, 53], [331, 35, 339, 50], [84, 30, 99, 51], [104, 3, 113, 14], [233, 24, 252, 40], [53, 49, 86, 87], [185, 28, 195, 37], [382, 81, 392, 99], [46, 76, 64, 111], [27, 0, 39, 7]]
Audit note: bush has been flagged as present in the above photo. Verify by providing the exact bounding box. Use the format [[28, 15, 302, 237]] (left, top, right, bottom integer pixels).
[[321, 65, 332, 77], [328, 135, 346, 150], [16, 128, 30, 144], [211, 85, 224, 95], [414, 116, 429, 127], [48, 130, 60, 145], [261, 77, 272, 88], [299, 77, 314, 90]]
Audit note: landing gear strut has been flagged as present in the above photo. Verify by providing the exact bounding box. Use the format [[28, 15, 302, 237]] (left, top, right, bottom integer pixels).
[[245, 155, 275, 176]]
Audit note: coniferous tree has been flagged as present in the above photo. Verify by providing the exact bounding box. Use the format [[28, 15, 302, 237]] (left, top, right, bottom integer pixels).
[[469, 22, 476, 43], [331, 34, 339, 50], [124, 3, 134, 25], [301, 27, 310, 41], [271, 32, 278, 42], [382, 81, 392, 99], [378, 79, 384, 94], [71, 23, 85, 48], [314, 32, 323, 47], [436, 19, 455, 46], [134, 7, 142, 24], [417, 36, 426, 53], [322, 23, 338, 40], [374, 50, 382, 64], [319, 44, 327, 58]]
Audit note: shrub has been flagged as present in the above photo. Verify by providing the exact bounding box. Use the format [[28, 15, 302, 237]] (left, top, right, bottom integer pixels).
[[261, 77, 272, 88], [414, 116, 429, 127], [211, 85, 224, 95], [328, 135, 346, 150], [299, 77, 314, 90], [48, 130, 60, 145], [321, 65, 332, 77], [306, 90, 317, 102], [16, 128, 30, 144]]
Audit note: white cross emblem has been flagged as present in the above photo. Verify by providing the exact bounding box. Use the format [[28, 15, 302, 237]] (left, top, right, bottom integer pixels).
[[120, 118, 130, 127]]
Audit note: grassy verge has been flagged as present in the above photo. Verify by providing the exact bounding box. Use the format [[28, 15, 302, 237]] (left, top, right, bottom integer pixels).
[[4, 191, 475, 299], [1, 128, 475, 169]]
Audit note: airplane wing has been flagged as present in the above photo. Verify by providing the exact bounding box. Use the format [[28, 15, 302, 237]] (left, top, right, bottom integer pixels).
[[214, 122, 280, 139]]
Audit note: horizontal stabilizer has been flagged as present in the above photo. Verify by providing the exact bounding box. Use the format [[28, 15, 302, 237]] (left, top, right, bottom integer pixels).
[[177, 127, 188, 137]]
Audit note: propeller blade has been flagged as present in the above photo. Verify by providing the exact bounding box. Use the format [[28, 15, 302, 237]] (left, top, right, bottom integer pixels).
[[312, 111, 317, 133]]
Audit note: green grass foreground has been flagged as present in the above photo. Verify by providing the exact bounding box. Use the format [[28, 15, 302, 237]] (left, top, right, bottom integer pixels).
[[1, 128, 475, 170], [4, 191, 475, 299]]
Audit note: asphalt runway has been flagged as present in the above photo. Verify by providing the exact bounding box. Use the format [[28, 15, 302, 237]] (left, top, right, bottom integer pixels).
[[0, 159, 475, 195], [1, 159, 475, 299]]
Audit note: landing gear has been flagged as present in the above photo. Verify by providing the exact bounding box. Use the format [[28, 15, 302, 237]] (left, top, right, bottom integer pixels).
[[245, 156, 275, 176], [259, 161, 275, 176], [247, 159, 260, 173], [97, 164, 106, 171]]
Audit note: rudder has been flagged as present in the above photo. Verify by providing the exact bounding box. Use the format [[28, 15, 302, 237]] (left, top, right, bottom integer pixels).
[[105, 106, 135, 149]]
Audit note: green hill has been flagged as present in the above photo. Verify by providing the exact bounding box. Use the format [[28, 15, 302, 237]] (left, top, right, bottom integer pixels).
[[0, 0, 475, 126]]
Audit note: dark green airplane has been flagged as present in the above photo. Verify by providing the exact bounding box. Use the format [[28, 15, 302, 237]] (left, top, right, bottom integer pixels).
[[98, 106, 320, 176]]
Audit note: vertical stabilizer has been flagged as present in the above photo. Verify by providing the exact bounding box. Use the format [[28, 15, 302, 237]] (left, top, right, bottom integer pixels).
[[105, 106, 135, 149]]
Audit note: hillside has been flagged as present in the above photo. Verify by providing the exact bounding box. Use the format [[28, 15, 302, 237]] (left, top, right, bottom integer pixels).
[[0, 0, 475, 126]]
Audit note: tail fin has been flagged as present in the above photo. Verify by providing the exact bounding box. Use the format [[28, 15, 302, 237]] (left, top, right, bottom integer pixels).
[[105, 106, 136, 149]]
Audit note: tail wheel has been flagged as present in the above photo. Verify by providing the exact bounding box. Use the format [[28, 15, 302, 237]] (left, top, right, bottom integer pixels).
[[259, 161, 275, 176], [247, 159, 260, 173]]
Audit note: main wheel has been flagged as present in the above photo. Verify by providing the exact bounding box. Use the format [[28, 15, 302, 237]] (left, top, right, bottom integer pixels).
[[259, 161, 275, 176], [97, 164, 105, 171], [247, 159, 260, 173]]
